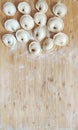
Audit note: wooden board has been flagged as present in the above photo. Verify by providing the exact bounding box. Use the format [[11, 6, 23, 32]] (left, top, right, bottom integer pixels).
[[0, 0, 78, 129]]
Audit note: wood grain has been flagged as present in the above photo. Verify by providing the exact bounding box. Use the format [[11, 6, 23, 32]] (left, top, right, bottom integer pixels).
[[0, 0, 78, 129]]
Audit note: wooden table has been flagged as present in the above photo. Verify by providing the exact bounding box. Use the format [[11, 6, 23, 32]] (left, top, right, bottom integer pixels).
[[0, 0, 78, 129]]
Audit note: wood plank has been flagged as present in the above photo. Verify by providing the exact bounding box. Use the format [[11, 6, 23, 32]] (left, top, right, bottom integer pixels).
[[0, 0, 78, 129]]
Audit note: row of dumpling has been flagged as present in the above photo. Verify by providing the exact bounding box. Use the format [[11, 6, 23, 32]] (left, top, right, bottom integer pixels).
[[2, 0, 68, 56]]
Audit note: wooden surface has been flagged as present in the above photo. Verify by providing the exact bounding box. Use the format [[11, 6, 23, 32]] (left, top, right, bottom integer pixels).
[[0, 0, 78, 129]]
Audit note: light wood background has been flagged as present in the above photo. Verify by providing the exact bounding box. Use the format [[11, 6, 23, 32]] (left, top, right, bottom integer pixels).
[[0, 0, 78, 129]]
